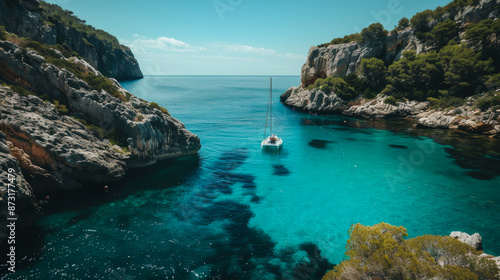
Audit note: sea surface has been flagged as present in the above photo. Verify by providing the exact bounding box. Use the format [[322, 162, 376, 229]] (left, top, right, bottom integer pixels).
[[3, 75, 500, 279]]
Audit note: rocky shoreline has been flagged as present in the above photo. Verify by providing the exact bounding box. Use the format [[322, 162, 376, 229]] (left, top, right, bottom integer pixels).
[[281, 89, 500, 136], [282, 0, 500, 137]]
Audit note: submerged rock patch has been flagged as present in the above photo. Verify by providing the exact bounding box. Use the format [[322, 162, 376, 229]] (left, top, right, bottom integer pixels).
[[466, 171, 495, 181], [389, 144, 408, 149], [273, 164, 291, 176]]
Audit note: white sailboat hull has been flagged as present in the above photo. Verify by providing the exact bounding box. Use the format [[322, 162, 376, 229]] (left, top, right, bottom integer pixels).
[[261, 136, 283, 148]]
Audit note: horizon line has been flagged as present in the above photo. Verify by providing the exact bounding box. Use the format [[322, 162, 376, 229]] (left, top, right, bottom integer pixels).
[[139, 74, 301, 77]]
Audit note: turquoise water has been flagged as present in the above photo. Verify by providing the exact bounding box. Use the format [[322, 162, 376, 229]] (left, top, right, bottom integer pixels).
[[3, 76, 500, 279]]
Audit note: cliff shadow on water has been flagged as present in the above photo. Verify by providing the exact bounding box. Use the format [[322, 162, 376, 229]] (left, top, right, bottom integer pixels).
[[39, 155, 202, 215], [0, 155, 201, 276]]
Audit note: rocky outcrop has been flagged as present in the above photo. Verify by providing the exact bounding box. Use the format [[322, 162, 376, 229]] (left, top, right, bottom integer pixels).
[[299, 0, 500, 88], [281, 88, 500, 134], [450, 231, 500, 276], [282, 0, 500, 136], [280, 87, 347, 113], [412, 95, 500, 134], [0, 87, 127, 192], [450, 231, 483, 251], [0, 0, 143, 80], [301, 28, 418, 88], [0, 38, 200, 193], [344, 95, 430, 118]]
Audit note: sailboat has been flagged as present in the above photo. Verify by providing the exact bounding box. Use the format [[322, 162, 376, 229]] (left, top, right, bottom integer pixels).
[[261, 77, 283, 149]]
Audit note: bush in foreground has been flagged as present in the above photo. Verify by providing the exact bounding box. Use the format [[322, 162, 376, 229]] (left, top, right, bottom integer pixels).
[[322, 222, 499, 280]]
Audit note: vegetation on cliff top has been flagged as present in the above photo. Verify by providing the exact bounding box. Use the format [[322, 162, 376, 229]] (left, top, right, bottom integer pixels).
[[318, 23, 388, 48], [318, 0, 485, 48], [39, 1, 123, 51], [1, 27, 133, 148], [322, 223, 499, 280], [309, 41, 500, 108], [309, 0, 500, 110], [3, 32, 128, 102]]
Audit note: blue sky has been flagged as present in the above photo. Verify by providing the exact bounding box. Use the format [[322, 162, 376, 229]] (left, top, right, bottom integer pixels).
[[46, 0, 451, 75]]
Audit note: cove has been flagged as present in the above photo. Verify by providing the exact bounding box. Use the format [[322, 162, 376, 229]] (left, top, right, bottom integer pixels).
[[4, 76, 499, 280]]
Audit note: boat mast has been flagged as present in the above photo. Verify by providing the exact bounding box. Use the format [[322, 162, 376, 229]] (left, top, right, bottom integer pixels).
[[270, 76, 273, 135]]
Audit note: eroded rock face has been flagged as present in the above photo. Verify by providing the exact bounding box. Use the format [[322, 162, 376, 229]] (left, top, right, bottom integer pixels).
[[0, 131, 39, 238], [344, 95, 430, 118], [300, 28, 418, 88], [280, 87, 348, 113], [299, 0, 500, 88], [412, 97, 500, 134], [0, 39, 201, 193], [0, 0, 143, 80], [0, 87, 127, 192], [282, 0, 500, 136]]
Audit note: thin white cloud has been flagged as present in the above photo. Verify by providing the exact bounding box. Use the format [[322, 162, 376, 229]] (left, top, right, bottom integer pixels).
[[281, 52, 306, 60], [121, 35, 207, 54], [218, 44, 277, 55]]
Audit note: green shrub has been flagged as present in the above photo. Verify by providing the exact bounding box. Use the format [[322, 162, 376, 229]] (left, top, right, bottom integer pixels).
[[427, 19, 458, 48], [362, 88, 376, 99], [87, 124, 104, 139], [149, 102, 170, 115], [84, 123, 128, 149], [73, 118, 88, 126], [0, 25, 7, 40], [9, 84, 35, 97], [54, 43, 80, 58], [383, 44, 493, 102], [47, 57, 84, 78], [318, 33, 362, 47], [21, 38, 58, 58], [84, 72, 124, 102], [427, 96, 464, 109], [475, 93, 500, 111], [396, 17, 410, 31], [410, 9, 436, 35], [47, 57, 125, 102], [384, 96, 397, 105], [307, 76, 357, 102], [104, 128, 129, 148], [322, 223, 499, 280], [359, 57, 386, 91], [360, 23, 388, 42], [52, 100, 69, 114]]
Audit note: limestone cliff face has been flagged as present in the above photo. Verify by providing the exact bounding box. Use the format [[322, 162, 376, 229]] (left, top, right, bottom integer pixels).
[[0, 0, 201, 208], [280, 87, 348, 113], [300, 28, 418, 88], [281, 0, 500, 135], [299, 0, 499, 88], [0, 0, 143, 80], [0, 40, 201, 190], [0, 131, 39, 238]]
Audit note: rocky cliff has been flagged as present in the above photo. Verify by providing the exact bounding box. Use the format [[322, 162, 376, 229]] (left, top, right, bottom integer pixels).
[[0, 39, 200, 184], [0, 3, 200, 235], [282, 0, 500, 135], [300, 28, 418, 88], [0, 0, 143, 80], [299, 0, 499, 88]]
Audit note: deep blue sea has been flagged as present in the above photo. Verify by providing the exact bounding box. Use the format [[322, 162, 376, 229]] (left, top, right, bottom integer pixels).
[[3, 75, 500, 279]]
